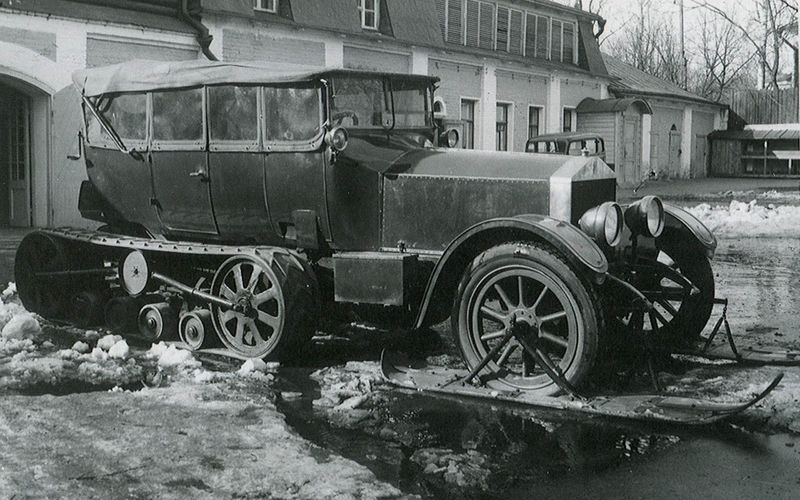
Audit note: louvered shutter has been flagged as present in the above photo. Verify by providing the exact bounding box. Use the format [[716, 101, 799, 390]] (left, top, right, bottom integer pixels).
[[525, 12, 537, 57], [536, 16, 549, 59], [478, 1, 494, 50], [552, 20, 562, 62], [563, 22, 575, 63], [447, 0, 463, 44], [496, 6, 509, 51], [466, 0, 479, 47], [509, 9, 523, 55], [436, 0, 446, 39]]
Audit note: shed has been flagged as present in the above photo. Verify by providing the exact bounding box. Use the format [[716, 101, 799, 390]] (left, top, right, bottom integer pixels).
[[576, 97, 652, 185], [709, 125, 800, 177]]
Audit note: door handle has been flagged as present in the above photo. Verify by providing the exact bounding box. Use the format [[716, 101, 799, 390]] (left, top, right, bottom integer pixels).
[[189, 167, 209, 182]]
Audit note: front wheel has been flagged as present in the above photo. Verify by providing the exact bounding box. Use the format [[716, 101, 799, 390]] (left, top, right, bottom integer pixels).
[[452, 243, 599, 397]]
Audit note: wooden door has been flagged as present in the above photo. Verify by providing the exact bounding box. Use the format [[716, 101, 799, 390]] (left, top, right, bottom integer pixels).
[[5, 94, 31, 227], [693, 134, 707, 176], [622, 114, 642, 185], [668, 128, 681, 175]]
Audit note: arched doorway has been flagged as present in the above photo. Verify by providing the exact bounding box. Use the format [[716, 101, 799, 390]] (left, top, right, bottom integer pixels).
[[0, 41, 74, 228], [0, 77, 42, 227]]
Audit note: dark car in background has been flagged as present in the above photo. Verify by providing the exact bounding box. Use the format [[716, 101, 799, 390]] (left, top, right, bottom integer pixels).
[[526, 132, 607, 166]]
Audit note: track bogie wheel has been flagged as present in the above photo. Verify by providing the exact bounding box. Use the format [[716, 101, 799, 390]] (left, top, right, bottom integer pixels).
[[210, 254, 316, 360], [452, 243, 599, 397]]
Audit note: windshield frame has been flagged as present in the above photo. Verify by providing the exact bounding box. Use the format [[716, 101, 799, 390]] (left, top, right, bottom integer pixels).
[[328, 75, 434, 132]]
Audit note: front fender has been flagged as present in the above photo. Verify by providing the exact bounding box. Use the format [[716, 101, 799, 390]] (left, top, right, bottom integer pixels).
[[662, 204, 717, 258], [412, 215, 607, 328]]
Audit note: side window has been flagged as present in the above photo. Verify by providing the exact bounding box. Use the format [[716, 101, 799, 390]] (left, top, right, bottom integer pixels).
[[263, 86, 322, 143], [208, 85, 259, 147], [152, 88, 204, 145], [85, 93, 147, 147]]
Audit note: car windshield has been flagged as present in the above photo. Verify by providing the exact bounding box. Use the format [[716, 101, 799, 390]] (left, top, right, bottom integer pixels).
[[330, 76, 431, 129]]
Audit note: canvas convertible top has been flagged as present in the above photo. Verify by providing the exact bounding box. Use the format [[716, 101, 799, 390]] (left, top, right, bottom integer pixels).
[[72, 59, 439, 97]]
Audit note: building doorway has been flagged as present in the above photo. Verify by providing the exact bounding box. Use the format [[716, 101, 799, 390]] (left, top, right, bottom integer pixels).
[[0, 85, 32, 227]]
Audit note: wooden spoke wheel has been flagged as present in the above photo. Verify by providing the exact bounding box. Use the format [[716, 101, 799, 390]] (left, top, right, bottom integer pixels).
[[210, 255, 288, 359], [14, 232, 72, 318], [625, 239, 715, 347], [453, 243, 599, 396]]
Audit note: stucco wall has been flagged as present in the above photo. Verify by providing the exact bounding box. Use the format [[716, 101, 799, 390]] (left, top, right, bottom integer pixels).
[[496, 70, 547, 152], [86, 35, 198, 67], [343, 46, 411, 73], [428, 58, 482, 135], [222, 29, 326, 66]]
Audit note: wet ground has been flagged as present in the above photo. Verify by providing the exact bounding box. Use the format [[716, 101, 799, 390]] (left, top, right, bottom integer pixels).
[[3, 230, 800, 497]]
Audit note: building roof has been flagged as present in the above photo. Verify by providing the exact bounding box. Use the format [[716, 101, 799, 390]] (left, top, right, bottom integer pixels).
[[709, 125, 800, 140], [603, 54, 722, 107], [576, 97, 652, 114], [72, 59, 438, 96]]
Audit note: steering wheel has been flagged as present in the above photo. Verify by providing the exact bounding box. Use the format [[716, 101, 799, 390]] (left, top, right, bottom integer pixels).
[[332, 110, 359, 127]]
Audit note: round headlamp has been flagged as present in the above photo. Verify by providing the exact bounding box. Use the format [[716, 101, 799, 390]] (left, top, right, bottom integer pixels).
[[579, 202, 623, 247], [624, 195, 665, 238], [325, 126, 349, 152], [440, 128, 459, 148]]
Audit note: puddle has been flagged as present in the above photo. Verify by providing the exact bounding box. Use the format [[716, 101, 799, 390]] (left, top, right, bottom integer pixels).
[[275, 368, 717, 498]]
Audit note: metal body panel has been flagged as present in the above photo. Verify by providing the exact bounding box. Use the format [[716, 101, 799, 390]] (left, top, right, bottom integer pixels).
[[382, 174, 550, 251], [333, 252, 416, 305], [208, 152, 275, 244], [264, 152, 330, 243], [326, 153, 382, 251], [150, 151, 218, 235], [662, 203, 718, 255], [85, 147, 160, 231]]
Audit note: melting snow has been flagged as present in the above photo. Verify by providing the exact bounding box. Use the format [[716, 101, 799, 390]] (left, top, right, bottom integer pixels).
[[688, 200, 800, 238], [97, 334, 123, 351]]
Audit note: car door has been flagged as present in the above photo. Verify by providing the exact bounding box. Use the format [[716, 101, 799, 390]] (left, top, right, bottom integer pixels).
[[149, 87, 218, 236], [261, 84, 331, 246], [206, 84, 275, 244]]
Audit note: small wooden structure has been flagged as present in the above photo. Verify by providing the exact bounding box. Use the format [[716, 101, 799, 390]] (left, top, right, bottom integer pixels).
[[709, 125, 800, 177], [576, 97, 652, 186]]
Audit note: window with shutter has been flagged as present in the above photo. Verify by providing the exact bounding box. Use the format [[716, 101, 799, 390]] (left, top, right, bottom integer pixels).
[[563, 22, 575, 63], [552, 20, 562, 62], [436, 0, 447, 39], [509, 9, 523, 55], [478, 1, 494, 50], [466, 0, 479, 47], [496, 6, 509, 51], [447, 0, 463, 43], [536, 16, 549, 59], [525, 12, 537, 57]]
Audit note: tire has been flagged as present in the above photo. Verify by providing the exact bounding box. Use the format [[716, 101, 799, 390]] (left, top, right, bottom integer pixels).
[[651, 237, 715, 346], [452, 243, 600, 397]]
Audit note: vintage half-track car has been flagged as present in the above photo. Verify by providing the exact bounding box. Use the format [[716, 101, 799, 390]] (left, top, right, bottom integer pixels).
[[15, 60, 718, 396]]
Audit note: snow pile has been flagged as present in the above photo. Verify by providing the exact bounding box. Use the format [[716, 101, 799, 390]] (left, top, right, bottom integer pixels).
[[108, 340, 130, 359], [146, 342, 201, 370], [311, 361, 383, 411], [238, 358, 267, 375], [410, 448, 492, 490], [97, 334, 123, 351], [1, 282, 16, 300], [688, 200, 800, 238]]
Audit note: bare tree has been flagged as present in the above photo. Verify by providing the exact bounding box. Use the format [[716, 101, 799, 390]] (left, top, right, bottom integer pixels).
[[693, 0, 795, 89], [607, 0, 685, 86], [691, 15, 758, 100]]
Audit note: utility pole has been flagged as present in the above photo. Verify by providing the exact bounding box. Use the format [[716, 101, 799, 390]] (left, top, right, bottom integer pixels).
[[679, 0, 688, 90]]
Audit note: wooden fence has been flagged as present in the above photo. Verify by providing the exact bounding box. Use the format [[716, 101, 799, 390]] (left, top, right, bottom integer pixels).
[[722, 88, 799, 124]]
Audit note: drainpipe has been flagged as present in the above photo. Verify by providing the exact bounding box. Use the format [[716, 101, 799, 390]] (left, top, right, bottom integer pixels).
[[179, 0, 218, 61]]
